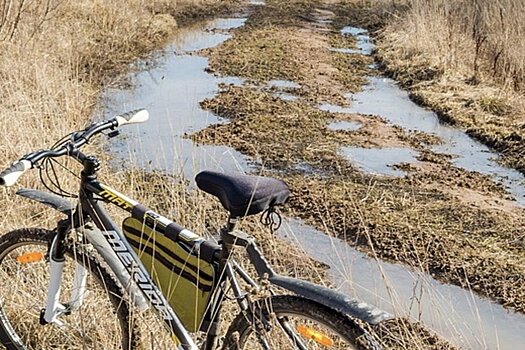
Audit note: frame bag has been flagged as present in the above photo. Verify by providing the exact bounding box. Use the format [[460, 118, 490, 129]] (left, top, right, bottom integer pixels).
[[122, 217, 218, 332]]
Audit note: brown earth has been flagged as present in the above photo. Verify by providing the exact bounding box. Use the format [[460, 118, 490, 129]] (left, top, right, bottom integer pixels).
[[4, 0, 519, 348]]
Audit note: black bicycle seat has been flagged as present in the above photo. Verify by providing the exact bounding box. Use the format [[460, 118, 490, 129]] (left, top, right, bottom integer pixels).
[[195, 171, 290, 218]]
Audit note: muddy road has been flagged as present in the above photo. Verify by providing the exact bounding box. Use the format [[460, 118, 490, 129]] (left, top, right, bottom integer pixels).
[[193, 0, 525, 315], [102, 0, 525, 349]]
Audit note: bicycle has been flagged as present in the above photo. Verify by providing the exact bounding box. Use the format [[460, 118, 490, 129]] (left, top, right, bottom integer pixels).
[[0, 109, 391, 349]]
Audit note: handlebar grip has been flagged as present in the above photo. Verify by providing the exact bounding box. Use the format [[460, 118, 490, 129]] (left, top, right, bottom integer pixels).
[[114, 109, 149, 127], [0, 160, 32, 186]]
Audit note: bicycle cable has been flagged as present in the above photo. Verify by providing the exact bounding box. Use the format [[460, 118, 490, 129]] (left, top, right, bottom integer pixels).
[[260, 206, 282, 234], [38, 131, 81, 198]]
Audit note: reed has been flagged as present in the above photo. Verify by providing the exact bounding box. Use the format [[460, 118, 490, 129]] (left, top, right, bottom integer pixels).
[[377, 0, 524, 90]]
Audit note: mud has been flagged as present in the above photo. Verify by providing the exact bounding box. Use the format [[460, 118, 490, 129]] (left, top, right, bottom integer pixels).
[[191, 0, 525, 321], [127, 170, 460, 350], [102, 0, 525, 348], [203, 0, 372, 105]]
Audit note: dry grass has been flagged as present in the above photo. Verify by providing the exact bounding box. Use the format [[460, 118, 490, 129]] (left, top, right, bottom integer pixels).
[[0, 0, 234, 226], [205, 0, 372, 105], [340, 0, 525, 173], [0, 0, 517, 349], [0, 2, 344, 347], [378, 0, 525, 90], [192, 0, 510, 348]]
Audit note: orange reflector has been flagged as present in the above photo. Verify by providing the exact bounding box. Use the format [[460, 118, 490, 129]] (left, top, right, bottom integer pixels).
[[16, 252, 44, 264], [297, 324, 334, 347]]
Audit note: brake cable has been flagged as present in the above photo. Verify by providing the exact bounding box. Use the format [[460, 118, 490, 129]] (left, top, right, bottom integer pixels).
[[260, 206, 282, 234]]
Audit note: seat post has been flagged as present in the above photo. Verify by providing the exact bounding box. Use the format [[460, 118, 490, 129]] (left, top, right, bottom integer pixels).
[[225, 216, 237, 232]]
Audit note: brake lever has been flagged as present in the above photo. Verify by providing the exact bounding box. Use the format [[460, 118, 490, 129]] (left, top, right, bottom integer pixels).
[[107, 129, 120, 138]]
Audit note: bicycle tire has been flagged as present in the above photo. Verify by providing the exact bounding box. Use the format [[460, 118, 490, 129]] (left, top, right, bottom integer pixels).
[[222, 295, 381, 350], [0, 228, 138, 350]]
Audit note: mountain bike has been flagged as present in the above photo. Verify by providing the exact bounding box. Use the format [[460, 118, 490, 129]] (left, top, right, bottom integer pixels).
[[0, 109, 391, 349]]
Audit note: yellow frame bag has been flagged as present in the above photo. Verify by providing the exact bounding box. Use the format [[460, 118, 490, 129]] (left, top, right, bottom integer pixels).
[[122, 217, 217, 332]]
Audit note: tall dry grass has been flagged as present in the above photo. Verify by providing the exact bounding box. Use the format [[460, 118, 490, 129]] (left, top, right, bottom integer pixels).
[[378, 0, 525, 91], [0, 0, 230, 228], [0, 1, 471, 348]]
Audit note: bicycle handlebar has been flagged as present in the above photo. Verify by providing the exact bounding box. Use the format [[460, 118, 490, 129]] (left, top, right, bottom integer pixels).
[[0, 109, 149, 187], [114, 109, 149, 127], [0, 160, 32, 186]]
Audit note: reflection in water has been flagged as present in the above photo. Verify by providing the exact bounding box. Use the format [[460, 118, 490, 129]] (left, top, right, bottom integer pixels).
[[102, 18, 251, 179], [102, 13, 525, 350], [331, 47, 363, 54], [346, 77, 525, 204], [267, 79, 301, 101], [340, 146, 418, 177], [268, 79, 301, 89], [340, 26, 374, 55], [278, 218, 525, 350], [272, 92, 298, 101], [329, 26, 525, 204]]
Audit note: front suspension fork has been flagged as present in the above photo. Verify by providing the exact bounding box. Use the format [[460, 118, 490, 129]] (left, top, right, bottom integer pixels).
[[41, 220, 88, 326]]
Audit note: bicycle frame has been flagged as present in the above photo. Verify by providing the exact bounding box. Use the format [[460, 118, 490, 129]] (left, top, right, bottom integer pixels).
[[3, 112, 392, 349], [37, 155, 271, 350], [19, 156, 392, 350]]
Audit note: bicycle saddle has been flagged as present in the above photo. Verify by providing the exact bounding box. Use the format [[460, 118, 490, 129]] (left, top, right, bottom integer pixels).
[[195, 171, 290, 218]]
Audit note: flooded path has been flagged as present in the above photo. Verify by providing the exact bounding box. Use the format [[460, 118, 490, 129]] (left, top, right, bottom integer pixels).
[[102, 18, 251, 179], [101, 7, 525, 350], [278, 218, 525, 350], [321, 27, 525, 204]]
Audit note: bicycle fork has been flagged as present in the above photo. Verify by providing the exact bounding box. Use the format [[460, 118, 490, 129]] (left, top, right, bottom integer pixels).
[[41, 222, 149, 326], [41, 222, 84, 326]]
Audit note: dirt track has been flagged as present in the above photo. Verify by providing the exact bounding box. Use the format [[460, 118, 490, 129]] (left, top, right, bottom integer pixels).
[[190, 0, 525, 321]]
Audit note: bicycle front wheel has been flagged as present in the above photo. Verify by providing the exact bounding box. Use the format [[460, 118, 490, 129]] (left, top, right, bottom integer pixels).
[[0, 228, 137, 350], [223, 295, 380, 350]]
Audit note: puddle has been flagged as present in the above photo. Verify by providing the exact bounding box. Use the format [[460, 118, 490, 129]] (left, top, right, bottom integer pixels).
[[169, 19, 246, 53], [102, 18, 252, 179], [341, 26, 367, 36], [339, 26, 374, 55], [329, 26, 525, 204], [210, 18, 247, 31], [277, 218, 525, 350], [101, 9, 525, 350], [267, 79, 300, 102], [341, 147, 419, 177], [268, 79, 300, 89], [344, 77, 525, 204], [331, 47, 363, 54], [327, 120, 362, 131], [272, 92, 298, 101]]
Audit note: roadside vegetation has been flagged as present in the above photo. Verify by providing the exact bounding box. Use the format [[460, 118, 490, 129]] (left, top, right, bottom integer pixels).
[[0, 0, 238, 227], [0, 0, 241, 348], [343, 0, 525, 174], [1, 0, 523, 348]]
